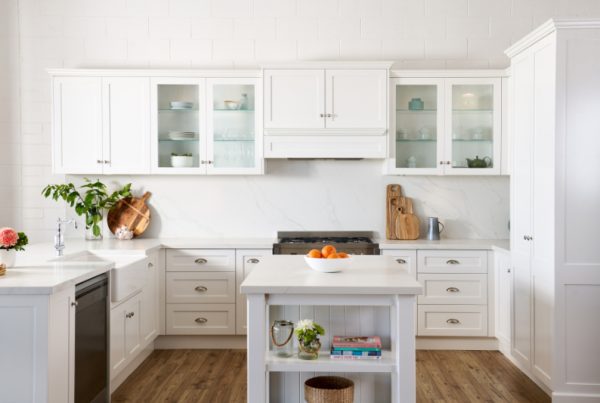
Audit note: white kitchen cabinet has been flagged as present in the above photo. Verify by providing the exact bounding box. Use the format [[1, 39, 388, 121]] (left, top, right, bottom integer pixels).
[[494, 249, 511, 353], [263, 64, 390, 158], [0, 288, 76, 402], [264, 69, 325, 129], [387, 73, 503, 175], [102, 77, 150, 174], [235, 249, 272, 335], [166, 303, 236, 335], [110, 293, 141, 379], [52, 76, 151, 175], [52, 76, 103, 174], [140, 252, 159, 345]]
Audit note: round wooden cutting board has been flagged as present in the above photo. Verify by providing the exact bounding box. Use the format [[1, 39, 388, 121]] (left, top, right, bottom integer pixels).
[[107, 192, 151, 237]]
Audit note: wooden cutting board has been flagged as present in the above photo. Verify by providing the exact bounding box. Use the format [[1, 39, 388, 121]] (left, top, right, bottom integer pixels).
[[395, 205, 420, 240], [107, 192, 151, 238], [386, 184, 402, 239]]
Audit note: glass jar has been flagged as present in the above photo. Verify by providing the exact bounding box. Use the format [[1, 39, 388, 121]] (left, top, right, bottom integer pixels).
[[298, 338, 321, 360], [270, 320, 294, 357]]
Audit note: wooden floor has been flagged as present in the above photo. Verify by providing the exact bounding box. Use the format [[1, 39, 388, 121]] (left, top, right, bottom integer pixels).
[[112, 349, 550, 403]]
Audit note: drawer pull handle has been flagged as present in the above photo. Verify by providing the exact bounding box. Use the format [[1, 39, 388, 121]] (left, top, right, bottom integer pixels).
[[247, 258, 260, 264], [126, 312, 135, 319], [446, 287, 460, 293], [195, 286, 208, 292], [446, 259, 460, 265], [446, 318, 460, 324], [396, 258, 407, 264], [194, 258, 208, 264], [195, 317, 208, 324]]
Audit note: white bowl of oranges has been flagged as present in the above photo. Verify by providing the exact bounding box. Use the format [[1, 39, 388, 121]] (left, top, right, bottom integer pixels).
[[304, 245, 352, 273]]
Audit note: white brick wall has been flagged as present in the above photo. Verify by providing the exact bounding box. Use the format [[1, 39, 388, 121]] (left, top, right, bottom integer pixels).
[[3, 0, 600, 242]]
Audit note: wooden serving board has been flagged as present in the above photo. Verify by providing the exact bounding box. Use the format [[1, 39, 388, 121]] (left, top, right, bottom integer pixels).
[[107, 192, 151, 238], [395, 207, 420, 240], [386, 184, 402, 239]]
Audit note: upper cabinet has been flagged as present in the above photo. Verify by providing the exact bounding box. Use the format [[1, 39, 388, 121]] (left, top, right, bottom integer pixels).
[[53, 76, 150, 175], [263, 64, 390, 159], [387, 74, 503, 175], [150, 77, 263, 175]]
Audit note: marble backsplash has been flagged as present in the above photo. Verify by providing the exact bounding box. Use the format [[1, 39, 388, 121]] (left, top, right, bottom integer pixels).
[[69, 159, 509, 240]]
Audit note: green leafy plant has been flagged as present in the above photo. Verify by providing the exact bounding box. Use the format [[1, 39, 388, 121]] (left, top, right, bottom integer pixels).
[[42, 178, 132, 237], [294, 319, 325, 346]]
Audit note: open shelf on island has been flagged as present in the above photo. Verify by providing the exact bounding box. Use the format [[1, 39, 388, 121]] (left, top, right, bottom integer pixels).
[[266, 350, 395, 373]]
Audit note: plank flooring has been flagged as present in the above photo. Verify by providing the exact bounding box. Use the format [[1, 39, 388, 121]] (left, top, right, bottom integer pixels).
[[112, 349, 550, 403]]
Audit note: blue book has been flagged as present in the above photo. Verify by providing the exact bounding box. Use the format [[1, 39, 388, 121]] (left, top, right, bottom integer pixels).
[[330, 350, 382, 357]]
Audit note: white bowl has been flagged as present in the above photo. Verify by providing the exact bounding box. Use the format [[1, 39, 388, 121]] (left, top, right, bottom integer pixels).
[[224, 100, 239, 110], [304, 256, 353, 273], [170, 155, 193, 168]]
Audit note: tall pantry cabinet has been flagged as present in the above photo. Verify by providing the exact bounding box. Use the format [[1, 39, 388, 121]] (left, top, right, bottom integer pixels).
[[507, 19, 600, 402]]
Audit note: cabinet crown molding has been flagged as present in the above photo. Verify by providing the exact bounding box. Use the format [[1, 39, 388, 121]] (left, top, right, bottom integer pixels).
[[47, 68, 262, 78], [505, 18, 600, 58], [261, 61, 394, 69]]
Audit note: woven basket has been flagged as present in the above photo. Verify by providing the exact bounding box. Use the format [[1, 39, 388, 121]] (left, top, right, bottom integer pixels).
[[304, 376, 354, 403], [0, 263, 6, 276]]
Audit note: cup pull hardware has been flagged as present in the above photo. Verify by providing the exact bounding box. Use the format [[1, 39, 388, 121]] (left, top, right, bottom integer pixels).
[[446, 259, 460, 265], [446, 318, 460, 324], [194, 258, 208, 264], [247, 258, 260, 264], [195, 286, 208, 292], [446, 287, 460, 293], [396, 258, 407, 264], [195, 317, 208, 324]]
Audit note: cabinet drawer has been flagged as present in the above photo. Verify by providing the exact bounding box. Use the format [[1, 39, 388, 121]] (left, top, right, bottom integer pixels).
[[417, 305, 488, 336], [381, 250, 417, 276], [166, 272, 235, 304], [166, 304, 235, 335], [166, 249, 235, 272], [417, 274, 487, 305], [417, 250, 488, 274]]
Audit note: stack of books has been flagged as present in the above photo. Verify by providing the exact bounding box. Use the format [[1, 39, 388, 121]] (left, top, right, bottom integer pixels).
[[330, 336, 382, 360]]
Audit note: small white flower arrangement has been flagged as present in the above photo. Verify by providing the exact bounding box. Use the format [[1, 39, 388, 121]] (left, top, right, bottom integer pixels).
[[295, 319, 325, 360]]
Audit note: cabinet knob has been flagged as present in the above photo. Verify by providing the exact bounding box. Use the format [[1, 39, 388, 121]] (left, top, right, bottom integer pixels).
[[71, 301, 78, 307], [247, 258, 260, 264], [447, 161, 452, 165], [195, 317, 208, 324], [446, 287, 460, 293], [507, 268, 511, 273], [319, 113, 325, 118], [395, 258, 407, 264], [446, 318, 460, 325], [439, 161, 444, 165], [194, 285, 208, 292], [126, 312, 135, 319], [446, 259, 460, 265], [194, 258, 208, 264], [207, 160, 213, 164], [97, 160, 103, 164], [148, 262, 154, 268], [104, 160, 110, 164]]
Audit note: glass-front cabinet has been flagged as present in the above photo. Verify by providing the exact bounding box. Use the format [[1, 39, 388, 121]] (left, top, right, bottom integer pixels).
[[151, 77, 262, 174], [389, 76, 501, 175]]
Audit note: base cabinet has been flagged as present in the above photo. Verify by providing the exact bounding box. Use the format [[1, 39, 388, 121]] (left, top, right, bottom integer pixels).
[[0, 288, 76, 403], [236, 249, 272, 335], [494, 250, 512, 353], [110, 294, 142, 378]]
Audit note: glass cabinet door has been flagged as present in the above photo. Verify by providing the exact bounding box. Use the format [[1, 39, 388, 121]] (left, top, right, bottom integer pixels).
[[446, 79, 501, 174], [151, 78, 206, 173], [207, 78, 262, 174], [392, 79, 444, 174]]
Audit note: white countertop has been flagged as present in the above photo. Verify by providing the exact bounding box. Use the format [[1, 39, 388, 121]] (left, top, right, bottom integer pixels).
[[1, 236, 508, 295], [240, 255, 423, 295], [377, 238, 509, 252]]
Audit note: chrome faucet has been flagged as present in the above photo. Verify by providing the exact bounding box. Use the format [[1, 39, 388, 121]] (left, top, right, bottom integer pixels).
[[55, 218, 77, 256]]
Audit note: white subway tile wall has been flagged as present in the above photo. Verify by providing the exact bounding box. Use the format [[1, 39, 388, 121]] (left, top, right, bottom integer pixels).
[[2, 0, 599, 241]]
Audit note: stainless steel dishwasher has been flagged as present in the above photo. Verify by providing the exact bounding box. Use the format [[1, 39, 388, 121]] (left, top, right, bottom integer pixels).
[[75, 273, 109, 403]]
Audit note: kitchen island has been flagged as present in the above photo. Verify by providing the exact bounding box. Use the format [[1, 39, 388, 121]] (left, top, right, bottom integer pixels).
[[240, 255, 423, 403]]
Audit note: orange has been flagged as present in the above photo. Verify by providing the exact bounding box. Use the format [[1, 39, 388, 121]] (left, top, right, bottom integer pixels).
[[307, 249, 322, 258], [321, 245, 337, 258], [327, 253, 339, 259], [337, 252, 349, 258]]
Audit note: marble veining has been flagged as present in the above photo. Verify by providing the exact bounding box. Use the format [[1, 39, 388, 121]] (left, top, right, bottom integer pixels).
[[68, 160, 509, 240]]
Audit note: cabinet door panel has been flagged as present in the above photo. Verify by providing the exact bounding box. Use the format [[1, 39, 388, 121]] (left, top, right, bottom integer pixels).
[[110, 306, 126, 377], [512, 250, 532, 365], [494, 251, 511, 346], [264, 69, 325, 129], [124, 297, 141, 358], [102, 77, 150, 174], [140, 254, 158, 345], [325, 69, 387, 129], [53, 77, 102, 174], [235, 249, 272, 335]]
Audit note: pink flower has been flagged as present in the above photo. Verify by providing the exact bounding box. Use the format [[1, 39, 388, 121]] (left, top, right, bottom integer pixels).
[[0, 228, 18, 248]]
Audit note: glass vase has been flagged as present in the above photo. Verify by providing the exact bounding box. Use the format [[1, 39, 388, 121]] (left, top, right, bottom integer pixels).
[[85, 212, 103, 241], [270, 320, 294, 357], [298, 339, 321, 360]]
